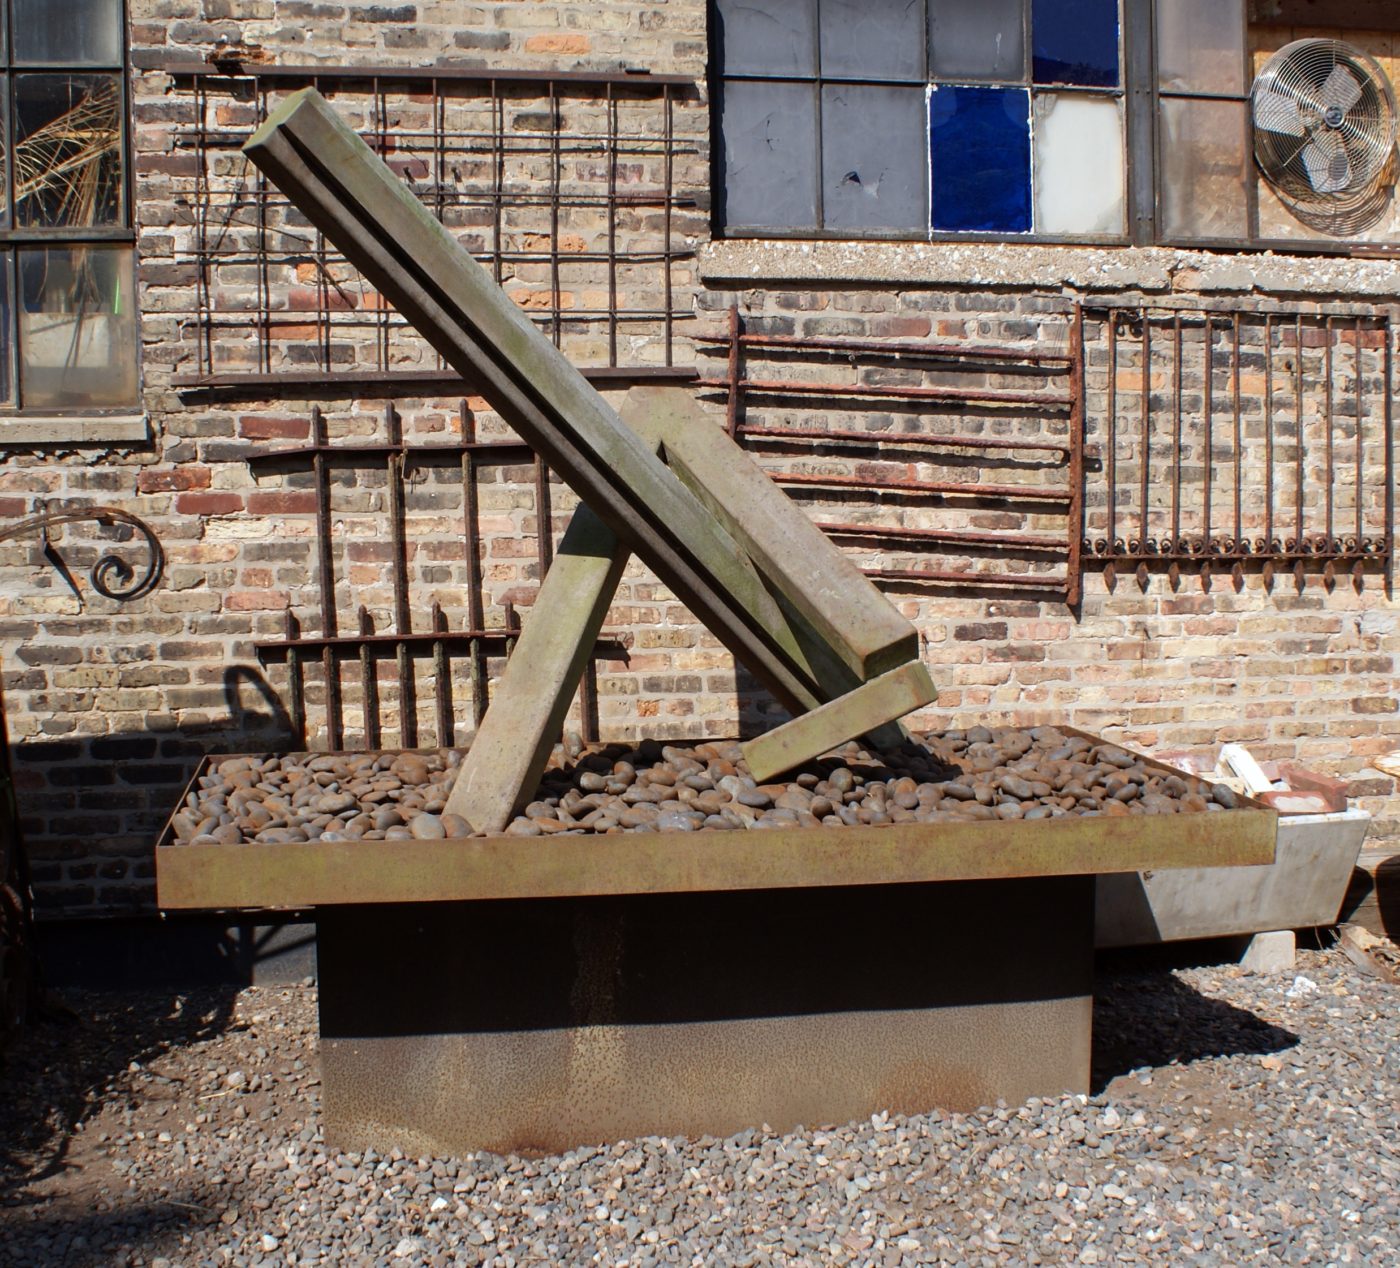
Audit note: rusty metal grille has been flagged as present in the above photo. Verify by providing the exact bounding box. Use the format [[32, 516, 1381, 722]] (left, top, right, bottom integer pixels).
[[697, 306, 1084, 603], [158, 62, 700, 391], [245, 402, 620, 752], [1080, 301, 1395, 591]]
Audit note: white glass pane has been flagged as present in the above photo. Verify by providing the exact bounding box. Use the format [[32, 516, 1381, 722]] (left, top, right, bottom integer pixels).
[[714, 0, 817, 77], [13, 0, 123, 66], [1157, 0, 1246, 96], [19, 247, 138, 409], [821, 84, 928, 231], [1032, 93, 1124, 235], [1159, 97, 1250, 241], [821, 0, 926, 81], [720, 80, 819, 230], [930, 0, 1026, 83]]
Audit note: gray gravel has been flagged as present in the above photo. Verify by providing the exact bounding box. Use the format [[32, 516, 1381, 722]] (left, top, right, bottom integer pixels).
[[2, 947, 1396, 1266]]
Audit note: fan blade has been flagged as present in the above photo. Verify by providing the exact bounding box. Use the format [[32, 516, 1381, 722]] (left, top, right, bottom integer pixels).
[[1254, 89, 1307, 137], [1301, 134, 1351, 193], [1321, 64, 1364, 115]]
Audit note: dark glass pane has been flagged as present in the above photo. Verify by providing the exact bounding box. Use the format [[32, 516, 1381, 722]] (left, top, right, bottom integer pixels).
[[1158, 98, 1249, 241], [929, 0, 1026, 83], [821, 0, 926, 82], [14, 74, 125, 228], [13, 0, 123, 67], [714, 0, 817, 77], [930, 85, 1031, 232], [720, 79, 819, 231], [1157, 0, 1245, 96], [1032, 0, 1119, 88], [821, 84, 927, 231], [18, 246, 138, 410], [0, 254, 13, 406]]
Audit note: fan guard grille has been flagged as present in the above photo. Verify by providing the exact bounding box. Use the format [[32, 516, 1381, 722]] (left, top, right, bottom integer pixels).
[[1252, 39, 1396, 210]]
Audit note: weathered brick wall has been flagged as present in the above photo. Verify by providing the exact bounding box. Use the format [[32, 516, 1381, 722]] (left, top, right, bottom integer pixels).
[[0, 1, 1396, 917]]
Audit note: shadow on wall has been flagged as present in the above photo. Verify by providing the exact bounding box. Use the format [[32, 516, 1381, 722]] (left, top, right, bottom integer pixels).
[[8, 666, 299, 916]]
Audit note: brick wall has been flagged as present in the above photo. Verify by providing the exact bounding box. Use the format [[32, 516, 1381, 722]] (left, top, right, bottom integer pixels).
[[0, 1, 1396, 917]]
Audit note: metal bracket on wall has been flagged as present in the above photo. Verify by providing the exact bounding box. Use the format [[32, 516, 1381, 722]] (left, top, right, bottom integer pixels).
[[0, 503, 164, 606]]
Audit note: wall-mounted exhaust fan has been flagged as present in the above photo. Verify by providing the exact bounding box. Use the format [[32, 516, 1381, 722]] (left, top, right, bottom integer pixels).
[[1252, 38, 1397, 234]]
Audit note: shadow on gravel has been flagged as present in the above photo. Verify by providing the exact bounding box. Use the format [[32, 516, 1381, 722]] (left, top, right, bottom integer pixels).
[[0, 1194, 218, 1268], [0, 986, 237, 1201], [1090, 967, 1299, 1093]]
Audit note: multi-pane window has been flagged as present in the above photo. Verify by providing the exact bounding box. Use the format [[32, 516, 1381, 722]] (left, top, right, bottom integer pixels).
[[713, 0, 1343, 248], [0, 0, 138, 413], [715, 0, 1126, 239]]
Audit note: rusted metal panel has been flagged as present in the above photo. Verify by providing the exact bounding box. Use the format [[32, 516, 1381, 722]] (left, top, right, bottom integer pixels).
[[316, 878, 1094, 1156], [154, 737, 1276, 911]]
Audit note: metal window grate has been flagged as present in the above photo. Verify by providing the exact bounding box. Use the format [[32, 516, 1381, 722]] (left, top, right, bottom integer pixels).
[[158, 62, 701, 390], [1079, 300, 1395, 592]]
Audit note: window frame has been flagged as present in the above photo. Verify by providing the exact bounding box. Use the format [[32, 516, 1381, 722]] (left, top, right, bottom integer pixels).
[[0, 0, 142, 427], [711, 0, 1341, 255]]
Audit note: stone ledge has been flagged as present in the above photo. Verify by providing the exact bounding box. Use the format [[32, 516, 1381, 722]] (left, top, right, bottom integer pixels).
[[0, 414, 150, 446], [700, 239, 1400, 300]]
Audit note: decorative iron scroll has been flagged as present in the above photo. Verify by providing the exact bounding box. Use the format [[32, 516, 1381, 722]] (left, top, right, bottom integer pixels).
[[0, 507, 165, 601]]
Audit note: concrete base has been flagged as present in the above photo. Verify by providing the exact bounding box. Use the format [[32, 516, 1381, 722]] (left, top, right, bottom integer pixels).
[[1239, 930, 1297, 974], [1096, 809, 1369, 947], [316, 876, 1094, 1157]]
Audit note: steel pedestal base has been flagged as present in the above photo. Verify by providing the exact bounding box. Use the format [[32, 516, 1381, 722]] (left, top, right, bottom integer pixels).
[[316, 876, 1093, 1156]]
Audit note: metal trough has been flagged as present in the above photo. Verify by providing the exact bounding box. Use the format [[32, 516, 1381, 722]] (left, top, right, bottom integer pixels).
[[156, 736, 1275, 1157]]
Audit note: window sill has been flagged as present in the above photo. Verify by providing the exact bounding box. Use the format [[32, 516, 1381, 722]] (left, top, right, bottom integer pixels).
[[699, 239, 1400, 299], [0, 413, 149, 445]]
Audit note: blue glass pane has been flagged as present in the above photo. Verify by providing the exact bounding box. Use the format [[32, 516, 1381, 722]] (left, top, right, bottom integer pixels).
[[929, 86, 1031, 233], [1032, 0, 1119, 88]]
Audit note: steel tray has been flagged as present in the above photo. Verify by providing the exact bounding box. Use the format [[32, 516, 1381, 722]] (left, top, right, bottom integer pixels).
[[155, 732, 1276, 911]]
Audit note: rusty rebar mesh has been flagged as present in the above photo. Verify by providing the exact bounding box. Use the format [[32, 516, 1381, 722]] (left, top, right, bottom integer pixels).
[[164, 68, 701, 382], [1081, 302, 1393, 589], [696, 306, 1080, 601]]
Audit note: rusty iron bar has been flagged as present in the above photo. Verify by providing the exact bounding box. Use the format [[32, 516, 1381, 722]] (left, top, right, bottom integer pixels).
[[311, 406, 344, 750], [460, 401, 488, 727], [695, 376, 1073, 410], [818, 521, 1067, 553], [285, 610, 307, 747], [432, 602, 454, 748], [385, 404, 417, 749], [160, 59, 698, 87], [663, 83, 674, 366], [1232, 313, 1243, 550], [1265, 315, 1275, 550], [1202, 315, 1213, 553], [534, 457, 553, 575], [358, 606, 380, 751], [863, 567, 1068, 592], [248, 440, 535, 468], [1106, 316, 1118, 548], [256, 629, 629, 657], [1139, 314, 1151, 551], [607, 84, 618, 366], [1295, 315, 1305, 552], [737, 424, 1071, 457], [725, 304, 741, 438], [0, 505, 165, 601], [1171, 314, 1183, 552], [696, 330, 1074, 368], [1325, 316, 1335, 545], [1066, 305, 1086, 606], [174, 366, 697, 395], [775, 471, 1071, 503], [1355, 316, 1365, 547], [1386, 312, 1394, 595]]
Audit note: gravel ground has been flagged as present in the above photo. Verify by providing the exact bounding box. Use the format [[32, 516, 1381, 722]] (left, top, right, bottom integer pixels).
[[1, 946, 1395, 1266]]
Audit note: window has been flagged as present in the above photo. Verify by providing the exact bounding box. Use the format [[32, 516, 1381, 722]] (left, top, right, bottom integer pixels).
[[712, 0, 1318, 250], [715, 0, 1126, 240], [0, 0, 138, 415]]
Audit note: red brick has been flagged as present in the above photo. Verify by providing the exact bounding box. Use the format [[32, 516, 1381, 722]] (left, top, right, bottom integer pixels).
[[0, 497, 26, 517], [138, 466, 211, 494], [238, 415, 311, 441], [246, 491, 318, 515], [175, 492, 243, 516]]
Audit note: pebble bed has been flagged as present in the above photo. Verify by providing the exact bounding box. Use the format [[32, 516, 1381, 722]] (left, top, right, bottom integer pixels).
[[167, 728, 1241, 846], [2, 948, 1395, 1265]]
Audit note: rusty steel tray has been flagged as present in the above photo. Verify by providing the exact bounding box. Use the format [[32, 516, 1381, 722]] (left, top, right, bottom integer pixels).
[[155, 734, 1277, 911]]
